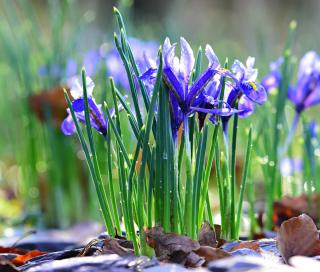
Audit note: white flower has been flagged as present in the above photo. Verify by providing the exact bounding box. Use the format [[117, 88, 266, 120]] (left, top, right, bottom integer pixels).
[[67, 76, 95, 99]]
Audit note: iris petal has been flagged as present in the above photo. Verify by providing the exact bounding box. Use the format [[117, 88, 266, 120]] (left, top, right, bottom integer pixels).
[[179, 37, 195, 84], [238, 96, 254, 118], [205, 44, 220, 68], [304, 85, 320, 108], [261, 73, 279, 92], [72, 98, 97, 112], [297, 51, 318, 81], [163, 41, 176, 68], [139, 67, 157, 81], [190, 105, 237, 116], [186, 68, 216, 104], [61, 115, 76, 136], [240, 82, 267, 105], [231, 60, 246, 81], [163, 67, 184, 103], [68, 76, 95, 99]]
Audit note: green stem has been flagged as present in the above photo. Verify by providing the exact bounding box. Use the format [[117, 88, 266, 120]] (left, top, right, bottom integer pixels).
[[183, 115, 193, 237], [230, 103, 239, 239], [236, 126, 253, 238], [198, 125, 219, 226], [64, 88, 114, 236]]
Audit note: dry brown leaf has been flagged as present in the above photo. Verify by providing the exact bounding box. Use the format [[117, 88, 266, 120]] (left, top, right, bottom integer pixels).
[[146, 226, 203, 267], [194, 246, 231, 265], [0, 246, 27, 255], [28, 86, 70, 127], [12, 249, 47, 266], [213, 224, 226, 247], [273, 194, 319, 228], [184, 251, 205, 267], [277, 213, 320, 263], [102, 238, 134, 256], [199, 222, 217, 247], [230, 241, 261, 252]]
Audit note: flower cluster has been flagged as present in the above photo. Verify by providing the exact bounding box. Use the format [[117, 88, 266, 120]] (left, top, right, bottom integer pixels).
[[61, 37, 268, 139], [141, 37, 267, 138], [60, 38, 158, 137]]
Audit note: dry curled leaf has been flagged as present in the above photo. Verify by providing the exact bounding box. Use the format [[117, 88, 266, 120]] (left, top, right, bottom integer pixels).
[[199, 222, 217, 247], [230, 241, 261, 252], [146, 226, 203, 267], [102, 238, 134, 256], [194, 246, 231, 265], [0, 246, 27, 255], [214, 224, 226, 247], [12, 249, 47, 266], [277, 213, 320, 263], [273, 194, 319, 228]]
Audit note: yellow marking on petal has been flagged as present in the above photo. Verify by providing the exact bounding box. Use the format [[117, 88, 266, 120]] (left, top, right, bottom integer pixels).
[[248, 82, 257, 91]]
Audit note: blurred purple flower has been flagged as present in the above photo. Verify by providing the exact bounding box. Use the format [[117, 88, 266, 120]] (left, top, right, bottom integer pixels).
[[262, 52, 320, 113], [264, 52, 320, 155], [288, 51, 320, 113], [65, 59, 78, 78], [106, 37, 158, 91], [280, 158, 303, 177], [38, 65, 49, 77], [83, 50, 101, 77], [38, 58, 78, 79]]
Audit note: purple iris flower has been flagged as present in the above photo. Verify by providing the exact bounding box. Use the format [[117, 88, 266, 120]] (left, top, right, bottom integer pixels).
[[163, 38, 218, 111], [274, 52, 320, 155], [226, 58, 267, 110], [262, 52, 320, 113], [61, 76, 110, 136], [194, 74, 223, 128], [106, 37, 158, 91], [229, 57, 267, 106], [202, 57, 267, 129], [210, 57, 267, 136], [162, 37, 234, 138], [288, 51, 320, 113]]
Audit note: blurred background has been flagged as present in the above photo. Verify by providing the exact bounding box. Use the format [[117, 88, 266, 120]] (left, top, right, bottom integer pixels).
[[0, 0, 319, 233], [6, 0, 320, 69]]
